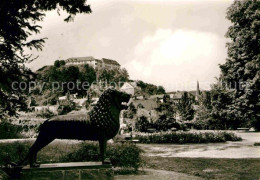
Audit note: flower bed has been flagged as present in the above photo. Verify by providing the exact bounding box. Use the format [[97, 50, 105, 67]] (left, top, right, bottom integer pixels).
[[135, 131, 242, 144]]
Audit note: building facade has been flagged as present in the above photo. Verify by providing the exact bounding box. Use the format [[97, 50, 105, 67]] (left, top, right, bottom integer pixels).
[[101, 58, 120, 70], [65, 56, 120, 70], [120, 82, 141, 96]]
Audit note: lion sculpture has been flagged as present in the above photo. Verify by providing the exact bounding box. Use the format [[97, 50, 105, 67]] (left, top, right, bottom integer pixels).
[[25, 89, 131, 167]]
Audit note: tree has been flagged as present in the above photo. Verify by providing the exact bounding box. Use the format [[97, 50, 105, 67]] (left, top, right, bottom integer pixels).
[[218, 0, 259, 129], [210, 82, 241, 129], [136, 80, 159, 95], [81, 64, 96, 82], [98, 68, 129, 89], [157, 86, 165, 95], [54, 60, 65, 68], [78, 64, 96, 96], [176, 92, 194, 121], [127, 102, 137, 119], [0, 0, 91, 118], [201, 91, 212, 109], [155, 115, 177, 131], [99, 69, 114, 83], [59, 60, 66, 66], [58, 99, 76, 115], [193, 91, 212, 129], [118, 68, 129, 83], [54, 60, 61, 68], [157, 94, 174, 116], [0, 119, 22, 139], [163, 94, 170, 103], [135, 116, 150, 132], [155, 94, 176, 130]]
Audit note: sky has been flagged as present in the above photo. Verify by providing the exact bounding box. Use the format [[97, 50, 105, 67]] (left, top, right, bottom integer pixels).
[[27, 0, 234, 91]]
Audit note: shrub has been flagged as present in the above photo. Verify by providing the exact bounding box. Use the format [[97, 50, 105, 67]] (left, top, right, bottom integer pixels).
[[155, 115, 177, 131], [254, 142, 260, 146], [54, 60, 61, 67], [59, 60, 65, 66], [84, 100, 90, 109], [58, 100, 76, 115], [136, 131, 242, 144], [0, 120, 23, 139], [60, 142, 143, 171], [49, 97, 58, 105], [36, 109, 55, 119], [135, 116, 150, 132], [60, 143, 100, 162], [219, 132, 242, 141], [0, 142, 29, 165], [107, 143, 143, 171], [127, 103, 137, 119], [193, 117, 211, 130]]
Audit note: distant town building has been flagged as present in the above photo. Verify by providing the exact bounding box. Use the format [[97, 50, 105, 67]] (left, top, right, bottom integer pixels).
[[73, 98, 87, 107], [167, 92, 183, 103], [58, 93, 77, 103], [149, 94, 164, 102], [167, 81, 202, 103], [120, 82, 141, 95], [133, 99, 158, 111], [34, 105, 58, 114], [65, 56, 120, 70]]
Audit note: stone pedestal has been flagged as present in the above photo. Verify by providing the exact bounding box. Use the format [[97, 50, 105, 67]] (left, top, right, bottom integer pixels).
[[20, 162, 113, 180]]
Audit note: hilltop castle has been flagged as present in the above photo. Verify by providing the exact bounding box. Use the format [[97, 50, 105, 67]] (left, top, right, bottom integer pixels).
[[65, 56, 120, 70]]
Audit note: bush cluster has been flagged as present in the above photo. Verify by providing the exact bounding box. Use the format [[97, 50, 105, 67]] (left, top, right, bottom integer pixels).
[[107, 143, 143, 171], [60, 142, 143, 171], [36, 109, 55, 119], [136, 131, 242, 144], [0, 142, 29, 165], [58, 100, 76, 115], [60, 143, 100, 162], [0, 120, 22, 139], [135, 116, 150, 132], [154, 116, 181, 131], [135, 115, 186, 132]]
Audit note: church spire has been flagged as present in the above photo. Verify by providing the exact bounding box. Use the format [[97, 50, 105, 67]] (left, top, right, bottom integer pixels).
[[195, 80, 200, 101]]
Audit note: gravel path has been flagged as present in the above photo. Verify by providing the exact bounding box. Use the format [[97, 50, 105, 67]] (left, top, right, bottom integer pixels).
[[115, 169, 202, 180]]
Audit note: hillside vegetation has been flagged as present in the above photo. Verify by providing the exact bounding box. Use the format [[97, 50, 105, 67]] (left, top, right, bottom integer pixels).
[[31, 62, 128, 105], [31, 61, 165, 106]]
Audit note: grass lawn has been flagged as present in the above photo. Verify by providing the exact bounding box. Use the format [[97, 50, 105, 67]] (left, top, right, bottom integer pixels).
[[143, 156, 260, 180]]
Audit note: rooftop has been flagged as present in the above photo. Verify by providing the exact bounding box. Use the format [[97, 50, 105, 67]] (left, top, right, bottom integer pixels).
[[66, 56, 95, 62], [122, 82, 138, 88], [65, 57, 120, 66], [150, 94, 164, 99], [95, 59, 103, 63], [133, 99, 158, 111], [102, 58, 120, 66]]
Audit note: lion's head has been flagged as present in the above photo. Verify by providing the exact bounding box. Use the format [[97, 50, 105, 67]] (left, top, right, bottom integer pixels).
[[89, 89, 131, 139], [97, 89, 131, 110]]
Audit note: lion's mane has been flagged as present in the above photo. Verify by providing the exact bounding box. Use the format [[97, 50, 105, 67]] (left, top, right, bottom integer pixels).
[[89, 89, 120, 139]]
